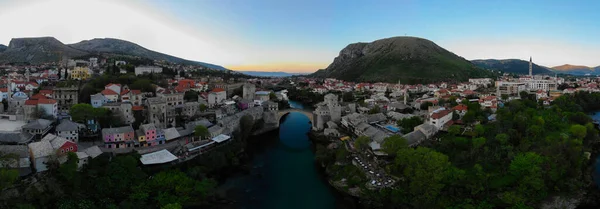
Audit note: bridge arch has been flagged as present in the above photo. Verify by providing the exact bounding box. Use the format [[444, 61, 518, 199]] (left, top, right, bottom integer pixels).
[[278, 109, 313, 124]]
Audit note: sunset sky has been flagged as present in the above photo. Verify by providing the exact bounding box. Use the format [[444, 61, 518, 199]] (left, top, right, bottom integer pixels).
[[0, 0, 599, 72]]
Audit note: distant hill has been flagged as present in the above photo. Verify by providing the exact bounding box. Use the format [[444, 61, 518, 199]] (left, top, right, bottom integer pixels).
[[238, 71, 309, 77], [0, 37, 87, 64], [471, 59, 554, 75], [551, 64, 600, 75], [68, 38, 228, 70], [0, 36, 227, 70], [311, 36, 492, 84]]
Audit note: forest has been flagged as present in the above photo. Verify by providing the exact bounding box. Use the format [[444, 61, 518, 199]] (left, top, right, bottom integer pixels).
[[317, 91, 600, 209]]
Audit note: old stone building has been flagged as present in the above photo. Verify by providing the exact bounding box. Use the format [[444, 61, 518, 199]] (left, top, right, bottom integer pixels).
[[53, 86, 79, 113]]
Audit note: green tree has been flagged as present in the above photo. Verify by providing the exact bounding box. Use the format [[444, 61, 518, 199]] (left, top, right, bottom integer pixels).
[[569, 124, 587, 139], [394, 147, 454, 208], [194, 125, 209, 140], [474, 124, 485, 136], [382, 135, 407, 155], [199, 103, 208, 112], [448, 125, 461, 136], [183, 91, 199, 102], [420, 102, 433, 110], [70, 103, 95, 123], [472, 137, 487, 150], [0, 153, 19, 190], [269, 92, 277, 100], [162, 203, 182, 209], [369, 105, 381, 114], [354, 136, 370, 151], [397, 116, 424, 134]]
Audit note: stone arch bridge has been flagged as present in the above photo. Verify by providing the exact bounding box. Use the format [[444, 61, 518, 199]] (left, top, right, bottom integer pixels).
[[278, 108, 313, 123]]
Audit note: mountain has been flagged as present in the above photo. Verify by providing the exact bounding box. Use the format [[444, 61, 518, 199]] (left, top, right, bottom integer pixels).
[[68, 38, 228, 70], [551, 64, 600, 75], [0, 37, 87, 64], [0, 44, 7, 53], [238, 71, 309, 77], [311, 36, 492, 84], [471, 59, 554, 75]]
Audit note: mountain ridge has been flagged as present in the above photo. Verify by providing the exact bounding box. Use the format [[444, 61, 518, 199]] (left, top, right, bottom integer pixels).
[[0, 44, 7, 53], [312, 36, 492, 84], [471, 59, 554, 75], [0, 36, 227, 70], [0, 37, 87, 64]]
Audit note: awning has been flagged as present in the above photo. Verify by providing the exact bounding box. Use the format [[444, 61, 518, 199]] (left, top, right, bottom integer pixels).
[[140, 149, 178, 165]]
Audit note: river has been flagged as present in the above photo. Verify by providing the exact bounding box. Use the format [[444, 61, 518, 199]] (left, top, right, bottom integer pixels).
[[218, 100, 349, 209]]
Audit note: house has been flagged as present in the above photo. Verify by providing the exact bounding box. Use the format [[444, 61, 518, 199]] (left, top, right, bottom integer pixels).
[[37, 98, 58, 118], [56, 119, 82, 142], [387, 102, 410, 112], [90, 93, 107, 108], [70, 67, 91, 80], [102, 126, 135, 148], [120, 89, 131, 103], [208, 88, 226, 107], [28, 140, 54, 172], [0, 132, 34, 145], [22, 119, 53, 138], [101, 89, 119, 102], [43, 134, 77, 156], [255, 91, 271, 102], [0, 145, 32, 176], [238, 99, 251, 110], [536, 90, 548, 100], [428, 109, 453, 130], [134, 66, 162, 75], [129, 90, 143, 106], [479, 96, 498, 110], [137, 123, 165, 146], [105, 83, 121, 95], [452, 104, 468, 117]]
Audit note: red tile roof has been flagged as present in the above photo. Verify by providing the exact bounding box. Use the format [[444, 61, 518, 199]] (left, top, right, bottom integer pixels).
[[130, 90, 141, 95], [39, 89, 53, 95], [101, 89, 118, 95], [453, 104, 468, 111], [132, 106, 144, 111], [25, 99, 38, 105], [30, 93, 48, 100], [431, 110, 451, 119], [211, 88, 225, 93], [38, 98, 57, 104], [105, 83, 121, 88], [121, 89, 130, 95]]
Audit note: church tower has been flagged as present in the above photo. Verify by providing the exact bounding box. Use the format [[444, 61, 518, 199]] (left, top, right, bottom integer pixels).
[[529, 57, 533, 77], [403, 88, 408, 105]]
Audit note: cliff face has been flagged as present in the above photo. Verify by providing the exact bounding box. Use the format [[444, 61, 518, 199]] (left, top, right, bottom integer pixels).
[[312, 36, 491, 84]]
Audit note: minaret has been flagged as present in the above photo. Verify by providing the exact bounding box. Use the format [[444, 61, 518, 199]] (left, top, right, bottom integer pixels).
[[403, 88, 408, 105], [25, 69, 30, 82], [529, 56, 533, 77]]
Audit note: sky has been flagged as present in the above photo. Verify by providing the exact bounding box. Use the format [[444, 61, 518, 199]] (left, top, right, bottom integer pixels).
[[0, 0, 599, 72]]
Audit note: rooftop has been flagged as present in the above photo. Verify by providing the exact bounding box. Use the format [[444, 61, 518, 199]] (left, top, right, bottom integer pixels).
[[211, 134, 231, 143], [101, 126, 134, 135], [22, 119, 52, 130], [56, 119, 81, 132], [140, 149, 178, 165]]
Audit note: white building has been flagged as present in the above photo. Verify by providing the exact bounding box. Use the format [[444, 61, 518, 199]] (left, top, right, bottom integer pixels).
[[428, 108, 453, 130], [208, 88, 227, 107], [56, 120, 81, 142], [135, 66, 163, 75]]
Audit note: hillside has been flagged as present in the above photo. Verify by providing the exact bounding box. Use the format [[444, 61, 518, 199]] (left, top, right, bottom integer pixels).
[[0, 44, 6, 53], [311, 36, 492, 84], [471, 59, 554, 75], [69, 38, 228, 70], [551, 64, 600, 75], [0, 37, 87, 64], [238, 71, 309, 77]]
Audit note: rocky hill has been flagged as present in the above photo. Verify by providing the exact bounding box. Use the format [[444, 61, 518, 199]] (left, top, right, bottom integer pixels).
[[0, 37, 87, 64], [0, 37, 227, 70], [471, 59, 554, 75], [68, 38, 228, 70], [551, 64, 600, 75], [311, 36, 492, 84], [0, 44, 7, 53]]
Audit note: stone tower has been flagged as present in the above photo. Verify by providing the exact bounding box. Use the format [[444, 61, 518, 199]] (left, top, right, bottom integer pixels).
[[242, 83, 256, 100], [403, 88, 408, 105], [25, 69, 30, 82]]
